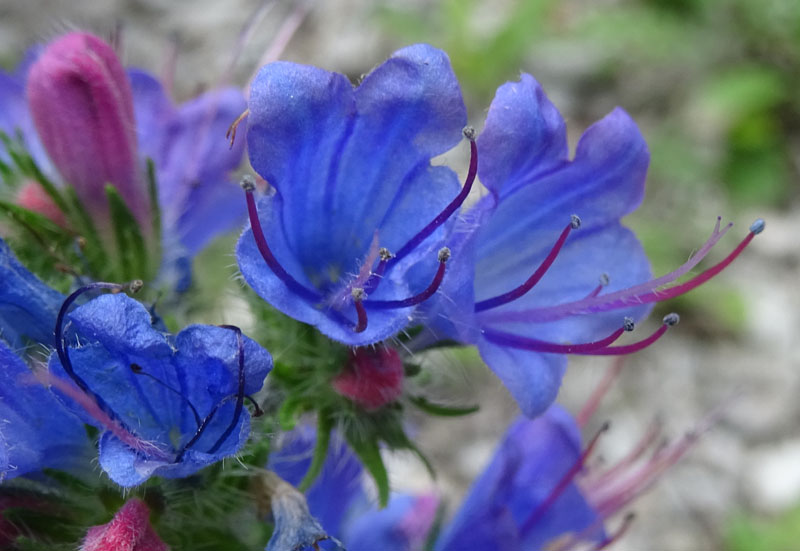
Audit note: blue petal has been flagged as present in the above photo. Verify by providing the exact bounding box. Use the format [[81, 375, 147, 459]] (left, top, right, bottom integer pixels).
[[0, 237, 64, 348], [477, 73, 568, 197], [0, 340, 88, 480], [346, 494, 437, 551], [0, 68, 53, 174], [477, 339, 566, 418], [437, 406, 604, 551]]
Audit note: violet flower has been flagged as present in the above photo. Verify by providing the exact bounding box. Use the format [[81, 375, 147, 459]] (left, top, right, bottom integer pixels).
[[274, 398, 706, 551], [236, 44, 473, 345], [427, 74, 764, 417], [47, 288, 272, 486]]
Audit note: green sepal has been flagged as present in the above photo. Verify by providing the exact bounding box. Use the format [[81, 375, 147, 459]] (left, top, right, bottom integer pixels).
[[145, 158, 162, 260], [409, 395, 479, 417], [277, 395, 305, 431], [298, 410, 333, 491], [106, 184, 149, 281], [62, 186, 107, 275], [0, 130, 69, 215], [347, 433, 390, 508], [0, 200, 68, 244]]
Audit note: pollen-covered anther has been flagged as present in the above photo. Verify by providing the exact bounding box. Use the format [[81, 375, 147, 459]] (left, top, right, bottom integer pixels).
[[378, 247, 394, 261], [623, 317, 635, 332], [463, 125, 477, 141], [663, 312, 680, 327], [128, 279, 144, 293], [240, 174, 257, 192], [438, 246, 451, 263], [570, 214, 581, 229]]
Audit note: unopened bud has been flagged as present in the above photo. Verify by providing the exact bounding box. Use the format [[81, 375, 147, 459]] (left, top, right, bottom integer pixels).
[[26, 32, 147, 230], [81, 498, 168, 551]]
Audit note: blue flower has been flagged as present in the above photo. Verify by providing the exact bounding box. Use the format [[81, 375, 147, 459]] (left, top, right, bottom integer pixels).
[[426, 74, 764, 417], [236, 44, 472, 345], [269, 407, 613, 551], [48, 290, 272, 486], [0, 237, 63, 348], [0, 237, 90, 480], [0, 338, 90, 481], [128, 69, 247, 258]]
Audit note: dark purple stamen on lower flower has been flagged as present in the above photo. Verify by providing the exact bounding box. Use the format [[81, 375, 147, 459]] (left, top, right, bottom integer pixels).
[[475, 215, 581, 312], [207, 325, 246, 454], [55, 280, 143, 425], [176, 325, 248, 461]]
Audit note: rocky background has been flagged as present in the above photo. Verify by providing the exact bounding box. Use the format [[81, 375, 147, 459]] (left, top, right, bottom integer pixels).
[[1, 1, 797, 549]]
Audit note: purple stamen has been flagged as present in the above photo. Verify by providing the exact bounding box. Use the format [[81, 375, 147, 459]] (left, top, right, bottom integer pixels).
[[519, 421, 609, 536], [367, 247, 450, 310], [576, 314, 678, 356], [362, 247, 394, 294], [483, 218, 759, 325], [584, 273, 610, 300], [390, 127, 478, 264], [207, 325, 246, 454], [482, 317, 633, 355], [352, 287, 368, 333], [242, 177, 322, 302], [55, 280, 143, 426], [590, 513, 636, 551], [475, 215, 581, 313]]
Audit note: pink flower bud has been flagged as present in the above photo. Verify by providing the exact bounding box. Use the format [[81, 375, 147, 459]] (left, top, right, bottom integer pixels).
[[81, 498, 168, 551], [16, 180, 67, 227], [333, 347, 404, 410], [26, 32, 148, 229]]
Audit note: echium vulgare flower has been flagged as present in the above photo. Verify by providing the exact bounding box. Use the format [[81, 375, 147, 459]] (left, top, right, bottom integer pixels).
[[271, 384, 708, 551], [0, 237, 90, 480], [424, 74, 765, 417], [45, 286, 272, 486], [0, 31, 246, 286], [236, 44, 474, 345]]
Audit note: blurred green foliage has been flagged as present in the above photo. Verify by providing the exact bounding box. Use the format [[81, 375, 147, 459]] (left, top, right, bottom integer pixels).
[[725, 506, 800, 551]]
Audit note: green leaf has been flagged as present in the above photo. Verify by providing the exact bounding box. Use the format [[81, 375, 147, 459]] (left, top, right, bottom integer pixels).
[[106, 184, 149, 280], [409, 396, 479, 417], [348, 434, 390, 508], [298, 411, 333, 491]]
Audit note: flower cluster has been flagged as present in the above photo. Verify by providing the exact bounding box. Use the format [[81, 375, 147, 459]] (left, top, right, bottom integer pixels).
[[0, 24, 762, 551]]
